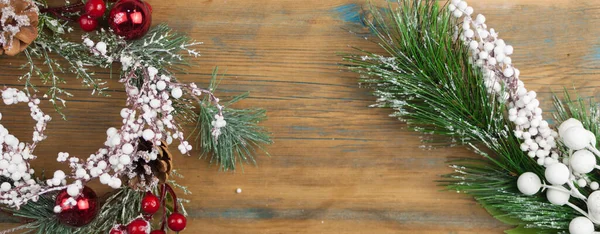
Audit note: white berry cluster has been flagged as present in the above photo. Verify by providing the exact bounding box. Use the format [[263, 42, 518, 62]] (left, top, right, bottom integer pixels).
[[0, 88, 50, 208], [453, 2, 600, 233], [211, 114, 226, 139], [517, 118, 600, 234], [83, 37, 114, 64], [449, 0, 559, 165]]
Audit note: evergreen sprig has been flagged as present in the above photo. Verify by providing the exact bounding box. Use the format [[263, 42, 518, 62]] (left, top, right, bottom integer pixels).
[[191, 70, 272, 171], [344, 0, 572, 232]]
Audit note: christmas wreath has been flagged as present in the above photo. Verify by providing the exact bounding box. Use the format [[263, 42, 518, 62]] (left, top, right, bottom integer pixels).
[[0, 0, 271, 233], [346, 0, 600, 233]]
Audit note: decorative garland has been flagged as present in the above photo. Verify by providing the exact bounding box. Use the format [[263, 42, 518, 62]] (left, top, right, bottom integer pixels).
[[0, 0, 271, 233], [345, 1, 600, 233]]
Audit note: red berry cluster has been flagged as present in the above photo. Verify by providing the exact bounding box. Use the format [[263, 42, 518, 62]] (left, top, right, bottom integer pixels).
[[110, 184, 187, 233], [79, 0, 107, 31]]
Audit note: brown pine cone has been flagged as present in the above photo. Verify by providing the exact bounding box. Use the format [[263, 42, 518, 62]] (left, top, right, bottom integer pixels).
[[128, 138, 173, 190], [0, 0, 39, 56]]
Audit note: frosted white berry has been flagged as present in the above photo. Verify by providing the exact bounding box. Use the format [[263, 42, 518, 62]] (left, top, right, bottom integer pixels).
[[588, 191, 600, 221], [109, 178, 122, 189], [559, 118, 584, 136], [142, 129, 155, 141], [119, 155, 131, 165], [453, 9, 463, 18], [544, 163, 570, 185], [464, 29, 474, 38], [53, 205, 62, 213], [570, 150, 596, 174], [517, 172, 541, 196], [569, 217, 595, 234], [469, 40, 478, 50], [150, 99, 161, 109], [67, 184, 80, 197], [503, 67, 514, 77], [156, 81, 167, 91], [464, 6, 473, 15], [546, 186, 570, 205], [53, 170, 66, 180], [171, 87, 183, 99], [106, 127, 118, 137], [475, 14, 485, 24], [562, 126, 591, 150], [0, 182, 10, 192], [99, 173, 111, 185], [122, 143, 134, 154], [577, 178, 587, 188], [504, 45, 514, 55], [593, 182, 600, 190], [95, 42, 107, 55], [448, 3, 456, 12]]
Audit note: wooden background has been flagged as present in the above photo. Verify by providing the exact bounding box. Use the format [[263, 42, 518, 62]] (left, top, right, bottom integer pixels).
[[1, 0, 600, 233]]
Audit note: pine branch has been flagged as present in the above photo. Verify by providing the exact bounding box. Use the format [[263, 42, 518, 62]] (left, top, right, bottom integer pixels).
[[344, 0, 565, 232], [440, 159, 577, 233], [191, 70, 272, 171]]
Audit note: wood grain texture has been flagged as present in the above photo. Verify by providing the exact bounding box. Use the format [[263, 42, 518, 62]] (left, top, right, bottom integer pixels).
[[1, 0, 600, 233]]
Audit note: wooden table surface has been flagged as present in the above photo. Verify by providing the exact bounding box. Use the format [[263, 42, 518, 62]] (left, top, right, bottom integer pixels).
[[1, 0, 599, 233]]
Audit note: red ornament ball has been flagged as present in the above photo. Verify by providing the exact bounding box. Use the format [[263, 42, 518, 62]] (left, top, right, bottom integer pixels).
[[85, 0, 107, 18], [78, 14, 98, 32], [55, 186, 99, 227], [167, 212, 187, 232], [108, 0, 152, 40], [127, 218, 150, 234], [150, 230, 166, 234], [141, 193, 160, 214]]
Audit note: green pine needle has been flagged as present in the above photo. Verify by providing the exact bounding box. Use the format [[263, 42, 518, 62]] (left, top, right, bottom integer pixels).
[[191, 69, 272, 171]]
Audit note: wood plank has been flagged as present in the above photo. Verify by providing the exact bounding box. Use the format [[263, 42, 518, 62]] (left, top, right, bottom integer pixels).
[[1, 0, 600, 233]]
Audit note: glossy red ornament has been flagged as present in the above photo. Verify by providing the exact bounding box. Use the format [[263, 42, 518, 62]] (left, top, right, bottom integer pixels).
[[108, 0, 152, 40], [85, 0, 106, 18], [55, 186, 99, 227], [127, 218, 150, 234], [150, 230, 166, 234], [167, 212, 187, 232], [141, 193, 160, 214], [78, 14, 98, 32]]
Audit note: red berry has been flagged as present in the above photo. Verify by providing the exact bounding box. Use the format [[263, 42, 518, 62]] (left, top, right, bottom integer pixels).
[[127, 218, 149, 234], [85, 0, 107, 18], [141, 193, 160, 214], [150, 230, 166, 234], [167, 212, 187, 232], [109, 228, 124, 234], [78, 14, 98, 31]]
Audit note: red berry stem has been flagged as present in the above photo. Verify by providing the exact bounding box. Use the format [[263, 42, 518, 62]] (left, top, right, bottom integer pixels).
[[159, 183, 168, 231], [164, 184, 179, 213]]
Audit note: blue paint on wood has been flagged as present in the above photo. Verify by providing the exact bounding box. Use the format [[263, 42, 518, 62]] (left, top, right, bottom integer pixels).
[[211, 37, 226, 48], [332, 4, 363, 25], [593, 46, 600, 61]]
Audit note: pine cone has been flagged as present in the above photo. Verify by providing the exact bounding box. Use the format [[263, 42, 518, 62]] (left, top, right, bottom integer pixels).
[[0, 0, 39, 56], [128, 139, 173, 190]]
